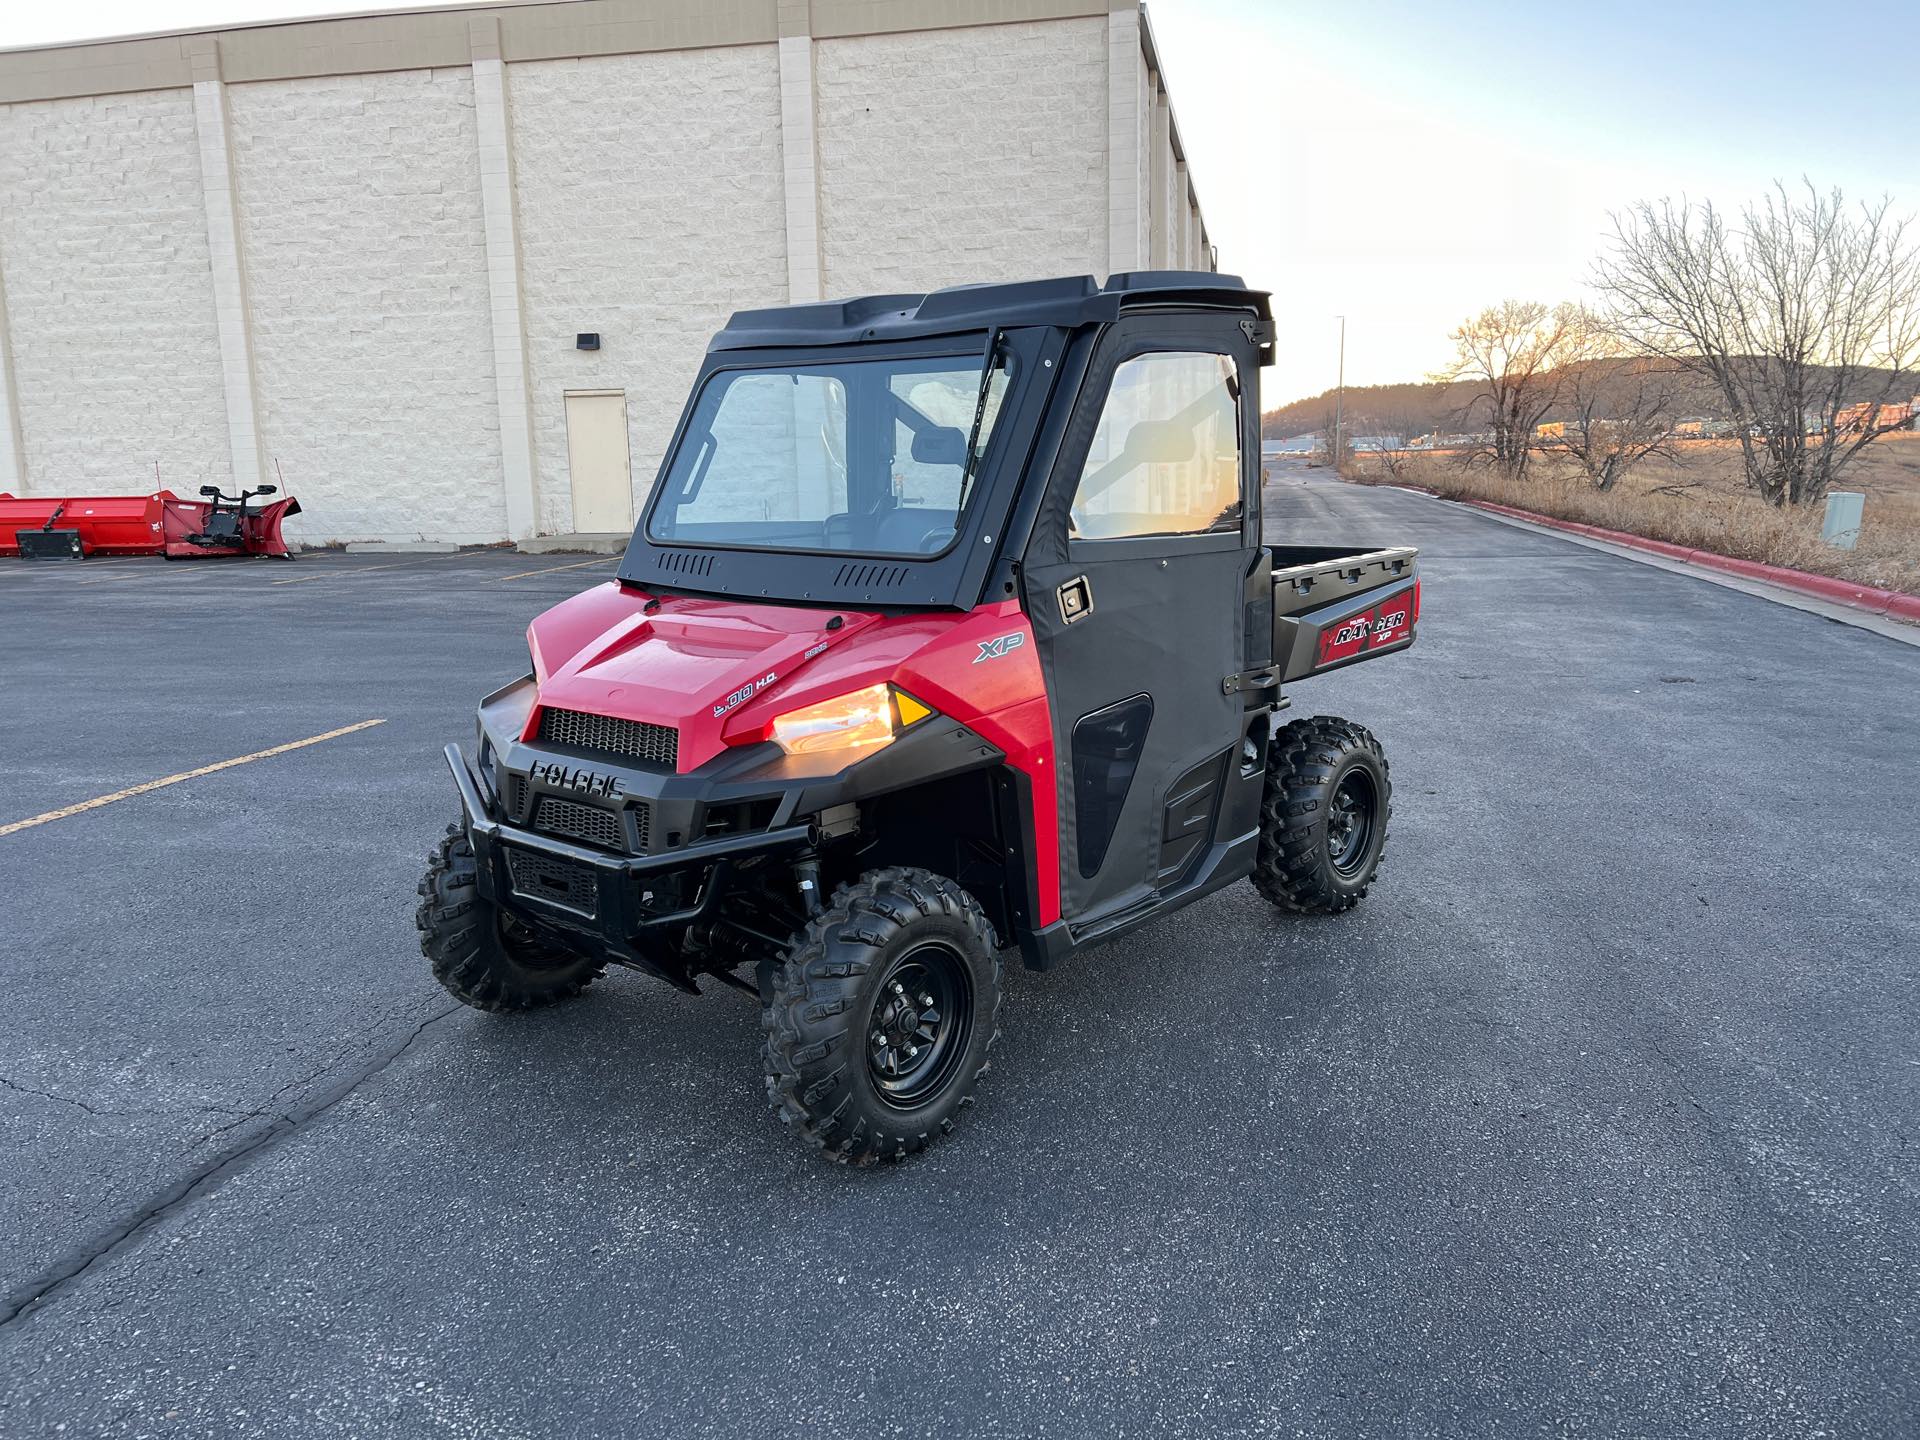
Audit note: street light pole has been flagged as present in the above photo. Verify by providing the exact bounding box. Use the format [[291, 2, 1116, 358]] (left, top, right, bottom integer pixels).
[[1333, 315, 1346, 470]]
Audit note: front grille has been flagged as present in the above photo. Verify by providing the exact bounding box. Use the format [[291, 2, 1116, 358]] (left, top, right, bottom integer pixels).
[[505, 848, 598, 917], [502, 772, 529, 821], [539, 707, 678, 769], [533, 795, 625, 852]]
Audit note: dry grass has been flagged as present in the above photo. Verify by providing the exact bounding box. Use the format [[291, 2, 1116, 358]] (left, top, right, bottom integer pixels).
[[1352, 434, 1920, 597]]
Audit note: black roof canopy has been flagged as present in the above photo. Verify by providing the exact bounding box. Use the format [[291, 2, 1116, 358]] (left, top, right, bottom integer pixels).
[[710, 271, 1271, 352]]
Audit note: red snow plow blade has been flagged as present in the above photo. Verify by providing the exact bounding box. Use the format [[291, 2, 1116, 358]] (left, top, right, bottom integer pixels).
[[0, 488, 300, 560]]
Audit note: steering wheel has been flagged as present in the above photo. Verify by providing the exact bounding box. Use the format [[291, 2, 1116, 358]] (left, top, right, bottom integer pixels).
[[916, 526, 955, 553]]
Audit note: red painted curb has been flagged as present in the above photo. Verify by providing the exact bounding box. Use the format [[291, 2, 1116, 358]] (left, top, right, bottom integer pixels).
[[1453, 497, 1918, 623]]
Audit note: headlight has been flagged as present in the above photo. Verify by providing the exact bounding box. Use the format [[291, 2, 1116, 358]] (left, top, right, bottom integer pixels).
[[769, 683, 934, 756]]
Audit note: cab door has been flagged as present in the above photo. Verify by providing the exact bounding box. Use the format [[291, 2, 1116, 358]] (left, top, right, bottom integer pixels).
[[1021, 314, 1265, 926]]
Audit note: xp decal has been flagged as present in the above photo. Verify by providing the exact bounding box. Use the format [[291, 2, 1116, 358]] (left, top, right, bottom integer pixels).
[[974, 632, 1026, 663]]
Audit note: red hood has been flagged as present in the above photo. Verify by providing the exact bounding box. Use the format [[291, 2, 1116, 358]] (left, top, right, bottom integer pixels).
[[528, 586, 888, 768], [527, 582, 1048, 775]]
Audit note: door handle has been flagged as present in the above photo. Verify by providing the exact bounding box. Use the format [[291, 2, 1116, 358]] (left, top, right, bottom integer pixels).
[[1056, 575, 1094, 624]]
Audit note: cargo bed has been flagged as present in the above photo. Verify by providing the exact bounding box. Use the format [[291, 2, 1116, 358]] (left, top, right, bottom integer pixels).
[[1269, 544, 1420, 681]]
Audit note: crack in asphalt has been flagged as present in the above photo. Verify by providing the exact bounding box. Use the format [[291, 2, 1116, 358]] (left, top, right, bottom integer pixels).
[[1, 1074, 266, 1127], [0, 1075, 118, 1117], [178, 1001, 430, 1155], [0, 1004, 460, 1332]]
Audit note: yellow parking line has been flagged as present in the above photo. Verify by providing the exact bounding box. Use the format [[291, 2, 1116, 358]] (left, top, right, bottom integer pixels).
[[486, 557, 619, 583], [0, 719, 387, 838], [270, 552, 470, 586]]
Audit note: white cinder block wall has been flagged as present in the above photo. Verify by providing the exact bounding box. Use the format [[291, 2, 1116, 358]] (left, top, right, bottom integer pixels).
[[510, 46, 789, 537], [0, 89, 231, 493], [0, 1, 1213, 544], [229, 69, 504, 544], [814, 20, 1108, 296]]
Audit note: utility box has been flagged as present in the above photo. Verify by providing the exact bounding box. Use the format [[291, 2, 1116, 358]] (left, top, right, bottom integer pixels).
[[1822, 491, 1865, 550]]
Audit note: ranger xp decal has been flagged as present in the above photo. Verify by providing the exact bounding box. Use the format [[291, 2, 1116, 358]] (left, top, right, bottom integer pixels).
[[1317, 589, 1415, 667], [974, 632, 1026, 663]]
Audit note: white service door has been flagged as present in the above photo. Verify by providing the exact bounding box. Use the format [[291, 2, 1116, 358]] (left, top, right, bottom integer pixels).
[[564, 390, 634, 532]]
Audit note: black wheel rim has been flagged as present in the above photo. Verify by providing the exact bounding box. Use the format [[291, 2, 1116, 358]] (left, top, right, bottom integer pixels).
[[867, 942, 973, 1110], [1326, 767, 1378, 877]]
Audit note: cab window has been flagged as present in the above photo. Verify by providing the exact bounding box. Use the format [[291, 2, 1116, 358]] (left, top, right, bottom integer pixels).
[[1069, 351, 1243, 540]]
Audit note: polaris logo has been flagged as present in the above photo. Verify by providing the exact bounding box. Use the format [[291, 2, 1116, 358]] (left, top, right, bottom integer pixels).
[[529, 760, 625, 799], [974, 632, 1026, 663]]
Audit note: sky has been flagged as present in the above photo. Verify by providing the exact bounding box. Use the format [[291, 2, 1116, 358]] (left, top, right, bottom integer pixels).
[[1150, 0, 1920, 404], [5, 0, 1918, 407]]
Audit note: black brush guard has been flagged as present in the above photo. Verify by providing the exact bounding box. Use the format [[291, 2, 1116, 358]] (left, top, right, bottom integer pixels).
[[444, 744, 812, 981]]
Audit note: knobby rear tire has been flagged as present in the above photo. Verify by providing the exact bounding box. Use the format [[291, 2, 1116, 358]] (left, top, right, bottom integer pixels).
[[1253, 716, 1392, 915]]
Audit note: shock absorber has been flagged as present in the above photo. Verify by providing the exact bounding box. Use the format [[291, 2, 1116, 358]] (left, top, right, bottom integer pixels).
[[793, 853, 824, 916]]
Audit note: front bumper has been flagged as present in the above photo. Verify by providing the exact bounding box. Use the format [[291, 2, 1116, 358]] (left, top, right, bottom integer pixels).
[[445, 743, 812, 947], [448, 675, 1006, 956]]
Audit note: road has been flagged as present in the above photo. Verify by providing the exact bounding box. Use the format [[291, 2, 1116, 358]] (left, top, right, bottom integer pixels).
[[1, 467, 1915, 1437]]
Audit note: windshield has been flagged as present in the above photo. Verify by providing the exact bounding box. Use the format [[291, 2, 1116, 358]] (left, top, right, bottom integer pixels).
[[647, 349, 1013, 557]]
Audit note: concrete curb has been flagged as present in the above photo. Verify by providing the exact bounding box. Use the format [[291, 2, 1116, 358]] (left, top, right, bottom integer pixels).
[[343, 541, 459, 555], [516, 533, 627, 555], [1454, 498, 1920, 623]]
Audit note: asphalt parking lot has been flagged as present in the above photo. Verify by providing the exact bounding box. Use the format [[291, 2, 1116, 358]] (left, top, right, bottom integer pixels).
[[2, 472, 1917, 1438]]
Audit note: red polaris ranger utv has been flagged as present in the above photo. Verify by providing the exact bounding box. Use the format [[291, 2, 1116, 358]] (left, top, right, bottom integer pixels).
[[420, 273, 1419, 1164]]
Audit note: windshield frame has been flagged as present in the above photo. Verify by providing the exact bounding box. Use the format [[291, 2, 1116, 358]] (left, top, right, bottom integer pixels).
[[616, 324, 1061, 613], [641, 335, 1016, 564]]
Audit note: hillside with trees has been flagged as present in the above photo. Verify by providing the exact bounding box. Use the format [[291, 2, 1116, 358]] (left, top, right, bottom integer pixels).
[[1267, 182, 1919, 511], [1260, 361, 1709, 445], [1277, 180, 1920, 599]]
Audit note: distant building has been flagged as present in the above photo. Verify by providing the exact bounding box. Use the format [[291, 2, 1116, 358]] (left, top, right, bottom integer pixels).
[[1836, 401, 1914, 433], [0, 0, 1212, 544], [1262, 436, 1318, 456]]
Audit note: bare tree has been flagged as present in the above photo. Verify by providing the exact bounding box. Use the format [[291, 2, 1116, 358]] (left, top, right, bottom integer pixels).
[[1539, 332, 1685, 490], [1366, 412, 1421, 480], [1433, 300, 1589, 479], [1593, 181, 1920, 505], [1309, 407, 1351, 472]]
